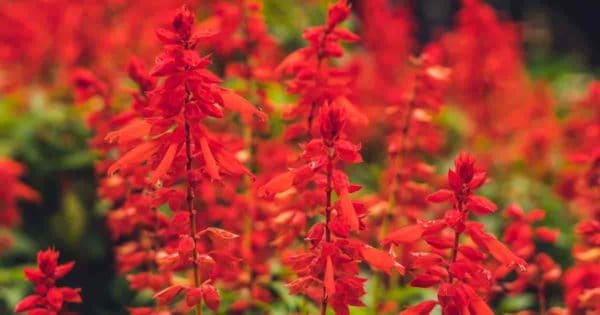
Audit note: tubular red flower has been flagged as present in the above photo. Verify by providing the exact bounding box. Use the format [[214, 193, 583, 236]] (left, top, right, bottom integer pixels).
[[16, 248, 81, 314]]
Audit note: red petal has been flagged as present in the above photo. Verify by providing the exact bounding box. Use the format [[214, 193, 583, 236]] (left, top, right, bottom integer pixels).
[[156, 28, 179, 44], [361, 245, 402, 275], [426, 189, 453, 203], [338, 188, 359, 231], [287, 276, 319, 295], [185, 287, 203, 307], [467, 224, 526, 271], [23, 268, 44, 283], [149, 144, 178, 184], [46, 287, 64, 311], [258, 172, 295, 198], [324, 256, 336, 297], [198, 227, 239, 241], [305, 223, 325, 245], [458, 246, 486, 261], [15, 295, 42, 312], [108, 142, 158, 175], [154, 285, 184, 305], [448, 170, 461, 191], [190, 28, 219, 42], [276, 49, 305, 74], [105, 119, 151, 145], [220, 89, 267, 122], [332, 29, 360, 42], [59, 287, 82, 303], [469, 297, 494, 315], [535, 227, 560, 243], [201, 284, 221, 311], [200, 137, 221, 181], [177, 235, 195, 259], [467, 196, 497, 215], [382, 224, 425, 246], [526, 209, 546, 222], [150, 57, 179, 77], [468, 171, 486, 189], [13, 182, 40, 202], [54, 261, 75, 279], [410, 274, 442, 287]]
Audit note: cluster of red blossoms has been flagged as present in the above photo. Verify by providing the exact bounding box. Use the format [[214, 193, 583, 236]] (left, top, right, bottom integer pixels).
[[0, 159, 39, 255], [259, 3, 398, 315], [3, 0, 600, 314], [103, 5, 267, 314], [385, 153, 525, 315], [15, 249, 81, 315]]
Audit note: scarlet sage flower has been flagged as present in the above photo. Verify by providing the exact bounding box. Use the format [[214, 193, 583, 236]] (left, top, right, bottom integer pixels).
[[0, 158, 39, 255], [260, 3, 401, 314], [276, 0, 364, 139], [499, 204, 561, 314], [0, 158, 39, 228], [260, 2, 394, 314], [15, 248, 81, 315], [367, 42, 449, 313], [262, 103, 402, 315], [208, 1, 281, 311], [107, 5, 264, 314], [76, 59, 171, 314], [385, 152, 526, 315], [442, 0, 524, 128], [378, 42, 450, 233]]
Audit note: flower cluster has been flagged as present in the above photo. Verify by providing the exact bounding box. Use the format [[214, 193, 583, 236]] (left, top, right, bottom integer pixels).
[[276, 0, 364, 139], [385, 153, 526, 314], [560, 81, 600, 314], [0, 158, 39, 255], [15, 248, 81, 315], [0, 159, 38, 229], [104, 5, 266, 314], [217, 1, 282, 311], [258, 2, 402, 315], [499, 205, 561, 313]]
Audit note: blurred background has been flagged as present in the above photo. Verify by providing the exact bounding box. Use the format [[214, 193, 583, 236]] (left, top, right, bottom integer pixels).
[[0, 0, 598, 314]]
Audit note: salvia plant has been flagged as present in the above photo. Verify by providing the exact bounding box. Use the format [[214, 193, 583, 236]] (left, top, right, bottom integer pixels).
[[0, 0, 599, 315]]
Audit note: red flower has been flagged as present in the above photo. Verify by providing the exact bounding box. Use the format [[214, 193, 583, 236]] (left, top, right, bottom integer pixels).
[[388, 153, 525, 315], [16, 248, 81, 314], [0, 158, 39, 230]]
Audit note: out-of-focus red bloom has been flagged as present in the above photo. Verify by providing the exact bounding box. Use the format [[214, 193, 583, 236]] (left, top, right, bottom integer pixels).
[[564, 264, 600, 313], [209, 1, 283, 311], [350, 0, 415, 143], [0, 158, 39, 229], [502, 205, 560, 259], [443, 0, 523, 122], [71, 69, 109, 105], [0, 158, 39, 256], [559, 81, 600, 314], [15, 248, 81, 315], [277, 0, 364, 139], [497, 205, 561, 313], [386, 153, 525, 315], [0, 0, 194, 89]]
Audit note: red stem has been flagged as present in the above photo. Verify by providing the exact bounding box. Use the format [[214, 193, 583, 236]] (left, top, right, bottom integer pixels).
[[448, 199, 465, 282], [184, 89, 202, 315], [321, 144, 335, 315]]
